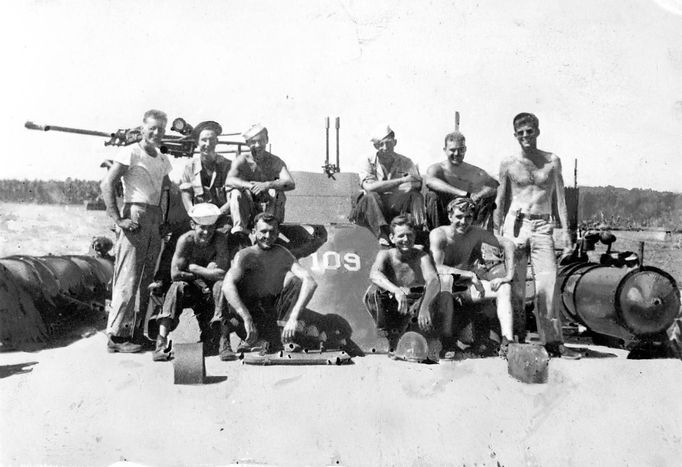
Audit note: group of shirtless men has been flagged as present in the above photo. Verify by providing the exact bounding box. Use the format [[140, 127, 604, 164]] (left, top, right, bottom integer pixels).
[[100, 109, 581, 362]]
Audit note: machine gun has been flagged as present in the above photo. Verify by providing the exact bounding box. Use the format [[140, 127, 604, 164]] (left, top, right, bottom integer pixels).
[[25, 118, 248, 158]]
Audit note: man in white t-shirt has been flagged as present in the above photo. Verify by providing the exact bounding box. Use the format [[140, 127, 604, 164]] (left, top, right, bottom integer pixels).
[[101, 109, 173, 353]]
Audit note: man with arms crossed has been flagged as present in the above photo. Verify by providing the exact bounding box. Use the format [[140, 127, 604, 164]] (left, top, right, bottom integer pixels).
[[101, 109, 173, 353], [425, 130, 498, 231], [365, 215, 441, 350], [217, 213, 317, 352], [495, 112, 580, 359], [430, 197, 515, 357], [152, 203, 230, 361], [225, 124, 295, 238]]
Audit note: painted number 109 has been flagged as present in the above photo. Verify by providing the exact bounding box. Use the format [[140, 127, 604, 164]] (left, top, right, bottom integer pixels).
[[309, 251, 361, 272]]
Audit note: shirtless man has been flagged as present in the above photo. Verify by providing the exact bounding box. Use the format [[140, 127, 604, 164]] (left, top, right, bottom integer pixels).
[[495, 112, 580, 359], [225, 124, 295, 238], [218, 213, 317, 352], [425, 131, 498, 231], [364, 215, 441, 349], [429, 197, 515, 356], [179, 121, 232, 232], [349, 125, 426, 246], [152, 203, 230, 361]]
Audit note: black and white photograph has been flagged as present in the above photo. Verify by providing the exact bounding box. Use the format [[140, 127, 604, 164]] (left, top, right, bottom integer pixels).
[[1, 1, 681, 465]]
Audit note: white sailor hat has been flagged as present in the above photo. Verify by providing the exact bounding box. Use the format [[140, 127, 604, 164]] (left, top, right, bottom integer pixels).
[[370, 124, 394, 143], [188, 203, 221, 226], [242, 123, 268, 141]]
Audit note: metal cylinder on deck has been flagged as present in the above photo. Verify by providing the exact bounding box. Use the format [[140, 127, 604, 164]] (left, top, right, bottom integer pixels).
[[557, 264, 680, 341]]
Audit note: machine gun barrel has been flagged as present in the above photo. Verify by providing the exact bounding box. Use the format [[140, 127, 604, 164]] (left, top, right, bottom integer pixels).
[[26, 118, 246, 158], [25, 121, 112, 138]]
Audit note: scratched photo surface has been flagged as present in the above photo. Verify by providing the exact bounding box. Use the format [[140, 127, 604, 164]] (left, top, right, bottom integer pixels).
[[1, 1, 682, 466]]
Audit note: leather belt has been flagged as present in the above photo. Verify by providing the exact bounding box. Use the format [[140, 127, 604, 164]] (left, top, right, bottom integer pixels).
[[524, 213, 551, 221]]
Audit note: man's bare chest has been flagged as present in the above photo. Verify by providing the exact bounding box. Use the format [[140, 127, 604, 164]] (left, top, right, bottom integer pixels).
[[509, 159, 552, 187]]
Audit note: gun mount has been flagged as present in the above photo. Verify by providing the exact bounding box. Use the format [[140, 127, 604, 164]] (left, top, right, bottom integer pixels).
[[25, 118, 248, 158]]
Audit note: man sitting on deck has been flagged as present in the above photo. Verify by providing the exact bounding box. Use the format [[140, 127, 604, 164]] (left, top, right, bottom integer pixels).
[[364, 215, 442, 351], [179, 121, 232, 233], [152, 203, 230, 361], [216, 213, 318, 353], [225, 124, 295, 241], [349, 124, 426, 246], [429, 197, 515, 357], [425, 130, 498, 231]]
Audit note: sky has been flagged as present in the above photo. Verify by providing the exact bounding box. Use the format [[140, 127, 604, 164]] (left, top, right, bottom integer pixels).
[[1, 0, 682, 192]]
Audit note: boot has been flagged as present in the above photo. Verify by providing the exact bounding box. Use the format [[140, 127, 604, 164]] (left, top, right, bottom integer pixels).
[[219, 325, 238, 361], [107, 335, 142, 354], [152, 335, 172, 362], [498, 337, 511, 359], [545, 343, 582, 360]]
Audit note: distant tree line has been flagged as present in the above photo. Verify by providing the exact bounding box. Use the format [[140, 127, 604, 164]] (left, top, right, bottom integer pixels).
[[0, 179, 680, 230], [0, 179, 101, 204], [578, 186, 682, 231]]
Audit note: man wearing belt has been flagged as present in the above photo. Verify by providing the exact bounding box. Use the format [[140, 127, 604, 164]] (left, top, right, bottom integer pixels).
[[349, 125, 426, 246], [424, 130, 498, 231], [494, 112, 580, 359], [225, 124, 295, 238], [179, 121, 232, 233], [101, 109, 173, 353]]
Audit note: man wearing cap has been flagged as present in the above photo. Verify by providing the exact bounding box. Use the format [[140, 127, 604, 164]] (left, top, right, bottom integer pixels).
[[152, 203, 230, 361], [225, 124, 295, 238], [494, 112, 580, 359], [101, 109, 173, 353], [349, 125, 426, 246], [218, 213, 317, 352], [425, 131, 498, 231], [364, 214, 442, 350], [179, 121, 232, 232], [429, 197, 515, 357]]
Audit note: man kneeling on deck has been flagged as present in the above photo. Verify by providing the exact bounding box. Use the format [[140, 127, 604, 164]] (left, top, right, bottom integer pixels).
[[153, 203, 230, 361], [429, 197, 515, 358], [364, 215, 441, 351], [216, 213, 318, 355]]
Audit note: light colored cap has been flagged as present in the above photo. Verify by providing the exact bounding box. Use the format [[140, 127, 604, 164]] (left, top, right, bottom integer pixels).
[[188, 203, 221, 226], [242, 123, 267, 141], [370, 124, 394, 143]]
